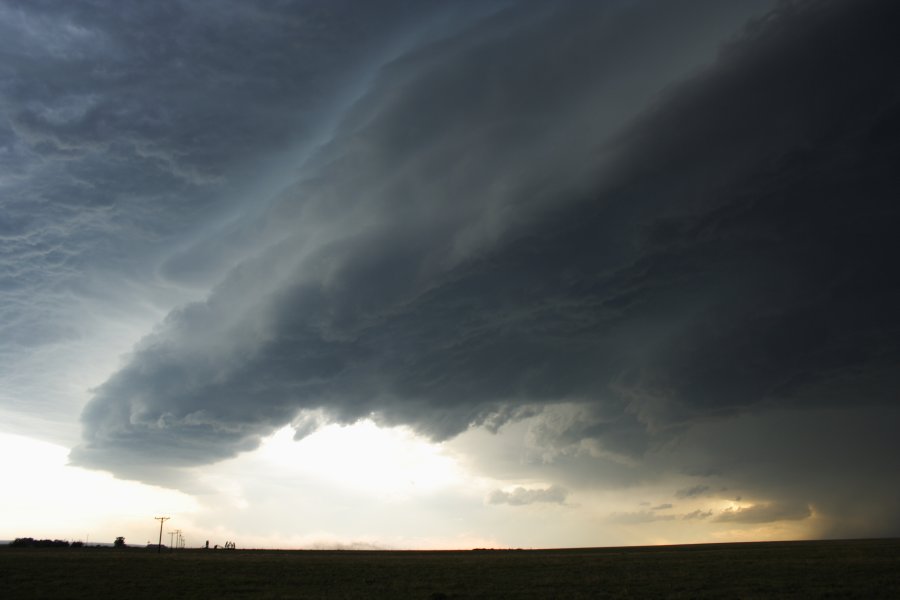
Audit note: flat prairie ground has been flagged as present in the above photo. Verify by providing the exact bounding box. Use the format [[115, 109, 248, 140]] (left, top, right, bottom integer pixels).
[[1, 538, 898, 599]]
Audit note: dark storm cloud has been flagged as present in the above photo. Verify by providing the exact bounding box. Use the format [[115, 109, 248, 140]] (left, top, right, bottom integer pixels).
[[1, 0, 435, 173], [72, 0, 776, 476], [0, 1, 460, 324], [488, 485, 568, 507], [0, 0, 458, 423], [465, 0, 900, 521], [66, 0, 899, 542], [667, 406, 900, 537]]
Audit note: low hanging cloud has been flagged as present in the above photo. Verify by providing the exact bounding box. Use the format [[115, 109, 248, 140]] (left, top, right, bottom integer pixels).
[[51, 0, 900, 543], [69, 0, 783, 477], [488, 485, 569, 507], [683, 510, 713, 521], [714, 502, 812, 524], [609, 505, 725, 524], [610, 502, 811, 526], [608, 511, 677, 525]]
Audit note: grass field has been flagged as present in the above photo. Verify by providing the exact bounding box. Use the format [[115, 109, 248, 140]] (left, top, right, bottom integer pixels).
[[1, 538, 898, 598]]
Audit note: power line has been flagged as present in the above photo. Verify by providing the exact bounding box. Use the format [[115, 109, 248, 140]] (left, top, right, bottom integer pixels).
[[154, 517, 169, 554]]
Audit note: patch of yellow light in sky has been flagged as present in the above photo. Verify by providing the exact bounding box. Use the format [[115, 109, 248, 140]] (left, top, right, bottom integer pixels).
[[711, 521, 815, 543], [0, 432, 198, 542], [254, 421, 468, 498], [718, 498, 749, 511]]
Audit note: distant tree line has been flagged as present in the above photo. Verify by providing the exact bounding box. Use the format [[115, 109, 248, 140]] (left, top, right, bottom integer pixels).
[[10, 538, 76, 548], [8, 537, 125, 548]]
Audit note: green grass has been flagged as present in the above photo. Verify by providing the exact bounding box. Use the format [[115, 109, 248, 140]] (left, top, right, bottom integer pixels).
[[1, 539, 898, 598]]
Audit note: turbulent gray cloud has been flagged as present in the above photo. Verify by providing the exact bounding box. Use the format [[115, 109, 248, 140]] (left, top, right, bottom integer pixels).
[[3, 0, 898, 541], [69, 0, 778, 476], [72, 0, 900, 527], [488, 485, 569, 507], [0, 0, 460, 433]]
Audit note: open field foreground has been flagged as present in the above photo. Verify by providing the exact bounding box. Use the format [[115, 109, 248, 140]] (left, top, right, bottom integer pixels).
[[2, 539, 898, 599]]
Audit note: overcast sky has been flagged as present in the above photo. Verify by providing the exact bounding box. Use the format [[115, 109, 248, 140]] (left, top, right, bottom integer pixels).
[[2, 0, 898, 549]]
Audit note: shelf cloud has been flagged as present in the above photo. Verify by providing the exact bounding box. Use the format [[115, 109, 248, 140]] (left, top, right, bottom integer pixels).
[[2, 0, 896, 542]]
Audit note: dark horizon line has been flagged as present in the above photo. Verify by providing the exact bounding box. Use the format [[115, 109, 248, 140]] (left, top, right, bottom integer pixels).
[[4, 536, 898, 553]]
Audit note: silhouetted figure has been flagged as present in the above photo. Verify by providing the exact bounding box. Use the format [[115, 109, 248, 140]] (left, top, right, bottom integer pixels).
[[205, 540, 209, 549]]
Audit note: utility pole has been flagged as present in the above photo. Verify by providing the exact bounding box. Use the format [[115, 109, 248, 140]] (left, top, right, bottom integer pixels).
[[168, 531, 176, 551], [173, 529, 183, 551], [154, 517, 169, 554]]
